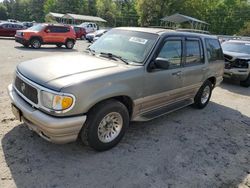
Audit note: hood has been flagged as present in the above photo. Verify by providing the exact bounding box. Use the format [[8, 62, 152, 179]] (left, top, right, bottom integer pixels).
[[17, 54, 119, 91], [224, 51, 250, 60]]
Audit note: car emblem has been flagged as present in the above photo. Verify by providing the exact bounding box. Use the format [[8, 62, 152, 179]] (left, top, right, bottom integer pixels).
[[21, 83, 26, 93]]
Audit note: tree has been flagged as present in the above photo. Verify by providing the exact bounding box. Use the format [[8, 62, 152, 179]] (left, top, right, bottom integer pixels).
[[238, 22, 250, 36], [96, 0, 118, 26], [44, 0, 57, 14], [0, 3, 8, 20]]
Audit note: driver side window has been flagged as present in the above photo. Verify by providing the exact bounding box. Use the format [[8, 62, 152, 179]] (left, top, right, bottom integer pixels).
[[157, 40, 182, 69]]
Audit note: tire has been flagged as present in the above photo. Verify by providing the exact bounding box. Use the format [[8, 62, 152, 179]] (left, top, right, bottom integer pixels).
[[80, 35, 85, 40], [240, 74, 250, 87], [30, 38, 41, 49], [56, 44, 62, 48], [65, 40, 75, 49], [81, 100, 129, 151], [193, 80, 213, 109]]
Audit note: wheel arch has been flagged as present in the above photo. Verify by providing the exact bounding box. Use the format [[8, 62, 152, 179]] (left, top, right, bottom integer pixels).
[[29, 36, 43, 43], [87, 95, 134, 119], [207, 76, 216, 88]]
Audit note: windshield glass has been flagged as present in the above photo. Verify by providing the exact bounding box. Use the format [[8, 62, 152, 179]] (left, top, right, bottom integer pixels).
[[222, 42, 250, 54], [89, 29, 159, 64], [28, 24, 44, 31]]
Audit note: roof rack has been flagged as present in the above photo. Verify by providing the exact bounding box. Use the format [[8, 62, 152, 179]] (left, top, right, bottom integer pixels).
[[176, 28, 210, 34]]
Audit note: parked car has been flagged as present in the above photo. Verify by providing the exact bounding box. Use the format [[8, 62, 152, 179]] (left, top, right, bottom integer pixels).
[[8, 27, 224, 151], [86, 29, 108, 42], [0, 22, 24, 37], [74, 26, 86, 40], [22, 22, 35, 29], [78, 22, 98, 33], [221, 40, 250, 87], [15, 23, 76, 49]]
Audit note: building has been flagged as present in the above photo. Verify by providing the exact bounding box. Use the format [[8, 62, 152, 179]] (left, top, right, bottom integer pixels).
[[46, 12, 107, 25]]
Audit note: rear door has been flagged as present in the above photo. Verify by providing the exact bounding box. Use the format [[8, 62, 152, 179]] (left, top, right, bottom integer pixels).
[[181, 37, 206, 97]]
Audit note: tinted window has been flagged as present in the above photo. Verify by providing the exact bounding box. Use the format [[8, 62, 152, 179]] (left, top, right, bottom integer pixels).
[[2, 24, 8, 28], [185, 39, 203, 65], [74, 27, 80, 32], [157, 40, 182, 69], [206, 39, 224, 62], [48, 26, 70, 33]]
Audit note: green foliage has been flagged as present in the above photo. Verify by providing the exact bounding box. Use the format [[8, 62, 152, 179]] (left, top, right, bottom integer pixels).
[[0, 3, 8, 20], [96, 0, 118, 26], [238, 22, 250, 36], [1, 0, 250, 35]]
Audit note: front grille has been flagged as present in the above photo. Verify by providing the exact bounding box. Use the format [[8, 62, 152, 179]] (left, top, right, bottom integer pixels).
[[15, 76, 38, 104]]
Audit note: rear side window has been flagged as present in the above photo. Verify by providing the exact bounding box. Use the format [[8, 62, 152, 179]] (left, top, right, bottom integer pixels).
[[206, 39, 224, 62], [185, 39, 204, 65], [48, 26, 70, 33], [74, 27, 80, 32]]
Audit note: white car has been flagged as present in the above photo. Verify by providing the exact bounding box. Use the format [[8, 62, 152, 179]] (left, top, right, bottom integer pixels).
[[78, 22, 97, 33]]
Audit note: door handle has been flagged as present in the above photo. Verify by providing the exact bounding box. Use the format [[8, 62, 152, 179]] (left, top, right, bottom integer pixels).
[[202, 67, 208, 71], [172, 71, 182, 76]]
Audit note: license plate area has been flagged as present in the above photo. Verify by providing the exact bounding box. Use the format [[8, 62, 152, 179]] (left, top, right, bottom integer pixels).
[[11, 104, 22, 121]]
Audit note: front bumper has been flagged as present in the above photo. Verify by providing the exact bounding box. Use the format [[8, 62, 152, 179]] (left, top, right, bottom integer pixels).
[[223, 68, 250, 81], [8, 84, 86, 144], [15, 36, 29, 45]]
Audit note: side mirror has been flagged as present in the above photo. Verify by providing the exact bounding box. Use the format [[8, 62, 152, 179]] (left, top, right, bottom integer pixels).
[[154, 57, 170, 69]]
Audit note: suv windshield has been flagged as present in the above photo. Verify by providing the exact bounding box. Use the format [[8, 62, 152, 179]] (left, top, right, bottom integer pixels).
[[28, 24, 45, 31], [222, 42, 250, 54], [89, 29, 159, 64]]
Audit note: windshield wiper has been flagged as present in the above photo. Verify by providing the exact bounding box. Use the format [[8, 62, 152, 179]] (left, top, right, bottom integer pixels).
[[86, 47, 96, 55], [100, 52, 129, 65]]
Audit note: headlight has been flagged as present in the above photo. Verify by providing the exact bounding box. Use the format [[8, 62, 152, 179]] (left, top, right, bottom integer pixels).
[[40, 91, 74, 112]]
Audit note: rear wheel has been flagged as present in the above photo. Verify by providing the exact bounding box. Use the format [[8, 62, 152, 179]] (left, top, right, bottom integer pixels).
[[65, 40, 75, 49], [240, 74, 250, 87], [30, 38, 41, 49], [80, 35, 85, 40], [193, 80, 213, 109], [81, 100, 129, 151]]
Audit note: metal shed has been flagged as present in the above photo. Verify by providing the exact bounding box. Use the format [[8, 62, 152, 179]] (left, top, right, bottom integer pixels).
[[62, 13, 107, 24], [46, 12, 107, 25], [161, 13, 209, 30]]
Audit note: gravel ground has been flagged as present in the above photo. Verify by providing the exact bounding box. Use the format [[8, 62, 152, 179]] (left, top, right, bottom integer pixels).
[[0, 38, 249, 188]]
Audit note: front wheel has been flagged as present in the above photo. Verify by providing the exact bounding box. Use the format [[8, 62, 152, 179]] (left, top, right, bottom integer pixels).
[[240, 74, 250, 87], [30, 38, 41, 49], [81, 100, 129, 151], [193, 80, 213, 109], [65, 40, 75, 49]]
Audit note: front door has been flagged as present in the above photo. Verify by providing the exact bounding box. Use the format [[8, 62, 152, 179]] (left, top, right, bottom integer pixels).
[[142, 37, 185, 113]]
